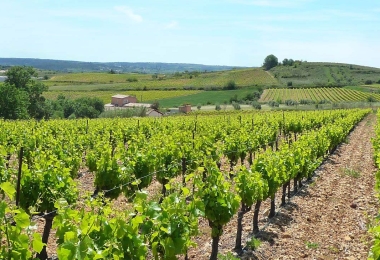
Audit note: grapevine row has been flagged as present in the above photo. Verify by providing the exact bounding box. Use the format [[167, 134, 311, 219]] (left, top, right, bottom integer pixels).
[[0, 109, 369, 259]]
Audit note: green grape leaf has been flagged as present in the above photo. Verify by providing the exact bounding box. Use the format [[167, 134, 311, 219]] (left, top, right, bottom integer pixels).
[[33, 233, 45, 253], [0, 182, 16, 200], [14, 211, 30, 228]]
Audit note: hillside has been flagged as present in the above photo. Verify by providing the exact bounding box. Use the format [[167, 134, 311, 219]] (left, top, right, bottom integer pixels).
[[270, 62, 380, 87], [0, 58, 241, 74], [46, 68, 276, 90]]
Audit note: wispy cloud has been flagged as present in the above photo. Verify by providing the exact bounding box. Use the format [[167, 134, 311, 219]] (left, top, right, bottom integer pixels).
[[114, 6, 143, 23], [165, 21, 179, 29], [229, 0, 312, 7], [325, 9, 379, 21]]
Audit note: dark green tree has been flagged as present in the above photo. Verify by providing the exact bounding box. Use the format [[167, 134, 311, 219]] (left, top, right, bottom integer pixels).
[[5, 66, 36, 89], [4, 66, 49, 119], [72, 97, 104, 118], [263, 54, 278, 70], [0, 84, 30, 119]]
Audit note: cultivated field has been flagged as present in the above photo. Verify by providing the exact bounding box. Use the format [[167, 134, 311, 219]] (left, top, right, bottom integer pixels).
[[259, 87, 380, 103], [46, 68, 278, 90], [1, 109, 376, 260], [270, 62, 380, 87]]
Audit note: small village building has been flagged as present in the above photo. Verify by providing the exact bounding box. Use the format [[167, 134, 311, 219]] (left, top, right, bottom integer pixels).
[[179, 104, 192, 113], [111, 94, 138, 107], [105, 94, 162, 117], [146, 109, 163, 117]]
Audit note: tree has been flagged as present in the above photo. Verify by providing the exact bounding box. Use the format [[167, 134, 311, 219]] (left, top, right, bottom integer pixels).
[[0, 84, 29, 119], [263, 54, 278, 70], [5, 66, 36, 90], [4, 66, 49, 119]]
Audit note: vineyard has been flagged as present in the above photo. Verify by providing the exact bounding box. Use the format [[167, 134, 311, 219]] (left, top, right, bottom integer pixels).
[[259, 87, 380, 103], [370, 111, 380, 259], [0, 109, 373, 259]]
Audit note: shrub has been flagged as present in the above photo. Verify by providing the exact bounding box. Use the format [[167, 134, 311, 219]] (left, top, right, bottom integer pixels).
[[197, 103, 202, 110], [225, 80, 237, 90], [232, 102, 241, 110], [299, 99, 314, 105], [285, 99, 298, 106], [230, 94, 240, 103], [268, 101, 279, 107], [367, 96, 376, 102], [365, 80, 373, 85], [151, 101, 160, 110], [251, 101, 261, 110], [126, 77, 138, 82], [318, 99, 329, 104], [215, 103, 221, 111]]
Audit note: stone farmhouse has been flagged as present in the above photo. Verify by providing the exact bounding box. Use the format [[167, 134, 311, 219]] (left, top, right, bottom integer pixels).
[[105, 94, 163, 117]]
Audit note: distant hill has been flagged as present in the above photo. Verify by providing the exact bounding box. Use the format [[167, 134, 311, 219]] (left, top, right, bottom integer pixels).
[[270, 62, 380, 87], [0, 58, 242, 73]]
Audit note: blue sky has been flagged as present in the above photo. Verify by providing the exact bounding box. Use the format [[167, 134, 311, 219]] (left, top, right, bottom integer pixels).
[[1, 0, 379, 67]]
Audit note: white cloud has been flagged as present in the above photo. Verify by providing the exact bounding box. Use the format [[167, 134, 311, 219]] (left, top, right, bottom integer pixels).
[[165, 21, 179, 29], [229, 0, 313, 7], [114, 6, 143, 23]]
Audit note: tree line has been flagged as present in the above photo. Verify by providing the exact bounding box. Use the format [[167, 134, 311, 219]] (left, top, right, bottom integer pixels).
[[263, 54, 301, 70], [0, 66, 104, 120]]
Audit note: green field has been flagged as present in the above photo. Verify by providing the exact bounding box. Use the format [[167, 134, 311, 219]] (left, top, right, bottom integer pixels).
[[158, 88, 261, 107], [260, 87, 380, 103]]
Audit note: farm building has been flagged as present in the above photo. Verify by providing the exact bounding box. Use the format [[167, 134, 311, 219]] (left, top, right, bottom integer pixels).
[[179, 104, 192, 113], [111, 94, 138, 107], [146, 109, 163, 117], [105, 95, 155, 113]]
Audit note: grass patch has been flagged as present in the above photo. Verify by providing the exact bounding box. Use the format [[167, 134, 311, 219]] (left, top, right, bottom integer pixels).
[[341, 167, 361, 178], [328, 246, 340, 253], [305, 241, 319, 249], [217, 252, 240, 260], [246, 237, 261, 250]]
